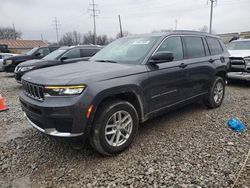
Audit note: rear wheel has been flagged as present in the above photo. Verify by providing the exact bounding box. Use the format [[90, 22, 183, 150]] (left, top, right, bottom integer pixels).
[[90, 99, 139, 155], [204, 77, 225, 108]]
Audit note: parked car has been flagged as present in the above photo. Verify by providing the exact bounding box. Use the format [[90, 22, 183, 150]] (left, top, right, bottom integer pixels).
[[14, 45, 102, 83], [227, 39, 250, 82], [2, 46, 59, 72], [20, 31, 229, 155], [0, 53, 18, 71]]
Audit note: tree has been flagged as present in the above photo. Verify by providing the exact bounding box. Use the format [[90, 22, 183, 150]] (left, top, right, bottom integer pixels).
[[0, 26, 22, 40], [59, 31, 83, 46], [199, 25, 208, 33], [116, 31, 130, 39], [83, 31, 111, 45], [83, 31, 95, 45]]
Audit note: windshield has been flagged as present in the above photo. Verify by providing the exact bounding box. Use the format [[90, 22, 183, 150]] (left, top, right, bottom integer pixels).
[[43, 49, 68, 60], [25, 47, 38, 55], [91, 36, 161, 64], [227, 41, 250, 50]]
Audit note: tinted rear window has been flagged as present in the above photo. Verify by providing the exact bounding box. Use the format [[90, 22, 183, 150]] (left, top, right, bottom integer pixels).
[[206, 37, 223, 55], [183, 36, 205, 58], [80, 49, 98, 57]]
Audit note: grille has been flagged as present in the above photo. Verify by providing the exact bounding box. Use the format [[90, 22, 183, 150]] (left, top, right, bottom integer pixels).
[[22, 81, 44, 101], [229, 57, 246, 65]]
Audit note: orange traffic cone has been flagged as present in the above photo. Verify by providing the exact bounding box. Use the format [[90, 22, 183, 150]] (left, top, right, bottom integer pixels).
[[0, 95, 8, 112]]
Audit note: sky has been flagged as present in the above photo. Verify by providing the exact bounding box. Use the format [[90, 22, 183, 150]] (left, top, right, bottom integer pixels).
[[0, 0, 250, 42]]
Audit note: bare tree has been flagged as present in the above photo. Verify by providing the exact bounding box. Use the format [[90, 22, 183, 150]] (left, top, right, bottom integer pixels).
[[0, 27, 22, 40], [199, 25, 209, 33], [83, 31, 111, 45], [116, 31, 130, 39], [83, 31, 95, 45], [59, 31, 83, 46], [96, 35, 109, 45]]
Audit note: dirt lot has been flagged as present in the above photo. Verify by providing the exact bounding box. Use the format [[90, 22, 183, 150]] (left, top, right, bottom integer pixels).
[[0, 72, 249, 188]]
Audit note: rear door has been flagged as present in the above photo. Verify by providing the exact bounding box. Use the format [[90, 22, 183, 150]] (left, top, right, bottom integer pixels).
[[182, 36, 214, 98], [148, 36, 187, 112]]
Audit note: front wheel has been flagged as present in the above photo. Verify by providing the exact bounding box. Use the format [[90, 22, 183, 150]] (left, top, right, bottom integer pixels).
[[204, 77, 225, 108], [90, 99, 139, 155]]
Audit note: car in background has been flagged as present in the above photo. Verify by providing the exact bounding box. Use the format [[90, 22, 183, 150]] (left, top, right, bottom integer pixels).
[[227, 39, 250, 82], [0, 53, 18, 71], [14, 45, 102, 83], [2, 46, 59, 72]]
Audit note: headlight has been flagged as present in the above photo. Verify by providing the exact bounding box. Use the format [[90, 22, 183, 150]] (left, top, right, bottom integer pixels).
[[19, 66, 35, 72], [245, 58, 250, 65], [6, 60, 13, 65], [44, 85, 86, 96]]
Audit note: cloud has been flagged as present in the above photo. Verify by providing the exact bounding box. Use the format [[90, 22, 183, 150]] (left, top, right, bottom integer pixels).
[[0, 0, 249, 42]]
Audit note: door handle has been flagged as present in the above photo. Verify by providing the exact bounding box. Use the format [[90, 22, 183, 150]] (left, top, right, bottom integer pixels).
[[209, 58, 215, 63], [179, 63, 187, 68]]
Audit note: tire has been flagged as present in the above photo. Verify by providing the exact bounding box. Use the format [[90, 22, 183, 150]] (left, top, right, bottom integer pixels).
[[90, 99, 139, 155], [204, 76, 225, 109]]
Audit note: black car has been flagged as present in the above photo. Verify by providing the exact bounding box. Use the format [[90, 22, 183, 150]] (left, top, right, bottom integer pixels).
[[15, 45, 102, 82], [20, 31, 229, 155], [3, 46, 59, 72]]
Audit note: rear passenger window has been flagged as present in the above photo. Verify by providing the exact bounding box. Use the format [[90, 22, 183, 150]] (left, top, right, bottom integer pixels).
[[156, 36, 183, 61], [80, 49, 98, 57], [206, 37, 223, 55], [183, 36, 205, 58], [62, 49, 80, 59]]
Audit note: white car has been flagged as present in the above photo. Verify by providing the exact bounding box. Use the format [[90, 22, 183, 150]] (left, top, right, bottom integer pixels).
[[227, 39, 250, 81], [0, 53, 18, 71]]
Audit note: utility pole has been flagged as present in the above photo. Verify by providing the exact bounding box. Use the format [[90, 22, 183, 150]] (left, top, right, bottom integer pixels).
[[88, 0, 99, 45], [12, 24, 16, 40], [209, 0, 217, 33], [52, 17, 60, 43], [118, 15, 123, 37]]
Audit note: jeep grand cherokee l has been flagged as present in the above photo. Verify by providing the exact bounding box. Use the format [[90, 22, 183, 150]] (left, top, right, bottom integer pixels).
[[20, 31, 229, 155], [14, 45, 101, 83], [3, 46, 59, 72]]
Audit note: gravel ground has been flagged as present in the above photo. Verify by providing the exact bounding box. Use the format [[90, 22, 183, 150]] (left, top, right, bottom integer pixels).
[[0, 72, 249, 188]]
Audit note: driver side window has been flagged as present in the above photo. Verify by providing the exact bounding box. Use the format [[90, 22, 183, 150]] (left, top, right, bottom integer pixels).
[[37, 48, 50, 57], [156, 36, 183, 61]]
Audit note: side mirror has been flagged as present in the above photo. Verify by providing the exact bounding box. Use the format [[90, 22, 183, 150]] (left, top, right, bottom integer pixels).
[[150, 51, 174, 64], [60, 57, 68, 62]]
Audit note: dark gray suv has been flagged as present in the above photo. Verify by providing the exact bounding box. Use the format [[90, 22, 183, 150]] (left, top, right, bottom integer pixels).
[[20, 31, 230, 155]]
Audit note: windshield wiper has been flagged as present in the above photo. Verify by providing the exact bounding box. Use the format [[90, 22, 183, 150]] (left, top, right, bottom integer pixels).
[[95, 60, 117, 63]]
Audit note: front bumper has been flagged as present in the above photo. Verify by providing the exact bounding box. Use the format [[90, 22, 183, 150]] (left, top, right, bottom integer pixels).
[[227, 72, 250, 81], [3, 64, 16, 72], [20, 91, 90, 137], [15, 71, 25, 83]]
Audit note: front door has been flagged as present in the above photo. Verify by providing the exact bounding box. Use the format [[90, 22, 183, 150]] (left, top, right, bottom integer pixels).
[[147, 36, 187, 112]]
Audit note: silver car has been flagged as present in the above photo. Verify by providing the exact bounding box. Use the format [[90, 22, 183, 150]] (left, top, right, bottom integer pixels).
[[227, 39, 250, 81]]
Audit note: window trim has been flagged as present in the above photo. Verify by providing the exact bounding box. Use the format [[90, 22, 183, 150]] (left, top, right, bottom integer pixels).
[[182, 36, 206, 59], [62, 48, 81, 59], [150, 35, 185, 62], [206, 37, 224, 55]]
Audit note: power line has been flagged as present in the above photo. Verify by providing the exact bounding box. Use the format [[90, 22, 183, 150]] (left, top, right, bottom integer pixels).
[[52, 17, 61, 43], [88, 0, 100, 44]]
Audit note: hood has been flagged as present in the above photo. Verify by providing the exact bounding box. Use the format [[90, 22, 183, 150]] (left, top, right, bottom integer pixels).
[[6, 54, 32, 62], [22, 61, 146, 85], [228, 50, 250, 58], [18, 59, 54, 67]]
